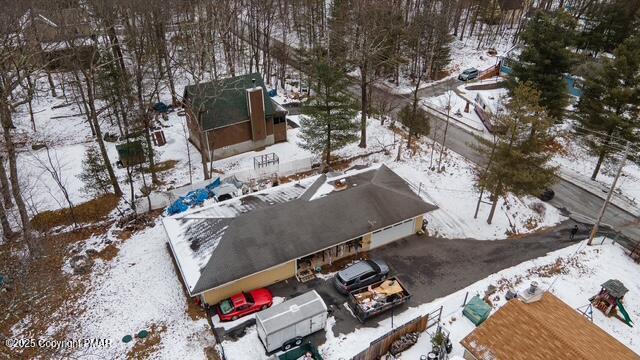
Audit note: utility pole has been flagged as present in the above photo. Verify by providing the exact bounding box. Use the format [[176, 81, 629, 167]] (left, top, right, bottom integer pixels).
[[588, 141, 630, 245]]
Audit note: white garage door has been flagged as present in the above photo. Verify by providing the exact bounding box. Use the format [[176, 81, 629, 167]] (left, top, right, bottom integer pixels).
[[370, 218, 416, 249]]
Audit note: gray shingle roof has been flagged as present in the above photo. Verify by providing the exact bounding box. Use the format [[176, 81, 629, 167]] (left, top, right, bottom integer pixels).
[[601, 279, 629, 298], [182, 73, 278, 130], [165, 165, 437, 295]]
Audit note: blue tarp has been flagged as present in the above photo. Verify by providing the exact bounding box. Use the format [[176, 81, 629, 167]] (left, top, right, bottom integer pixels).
[[184, 189, 209, 207], [167, 199, 188, 215], [166, 178, 222, 215], [205, 177, 222, 191], [267, 89, 277, 97]]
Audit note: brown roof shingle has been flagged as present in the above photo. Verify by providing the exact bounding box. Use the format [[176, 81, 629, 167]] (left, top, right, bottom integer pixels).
[[461, 292, 639, 360]]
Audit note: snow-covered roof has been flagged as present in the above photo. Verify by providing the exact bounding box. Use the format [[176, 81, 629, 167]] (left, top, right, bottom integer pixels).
[[163, 165, 437, 295], [163, 177, 316, 293]]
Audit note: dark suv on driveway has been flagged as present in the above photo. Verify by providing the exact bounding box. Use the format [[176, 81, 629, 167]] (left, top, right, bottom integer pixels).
[[333, 259, 390, 294]]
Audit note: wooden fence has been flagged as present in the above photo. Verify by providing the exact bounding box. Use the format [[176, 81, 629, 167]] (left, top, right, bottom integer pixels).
[[351, 314, 429, 360]]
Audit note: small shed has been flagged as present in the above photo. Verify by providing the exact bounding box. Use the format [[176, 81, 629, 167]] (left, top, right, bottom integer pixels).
[[116, 141, 145, 167]]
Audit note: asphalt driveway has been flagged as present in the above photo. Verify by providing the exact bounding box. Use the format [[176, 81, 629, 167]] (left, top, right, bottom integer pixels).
[[216, 219, 584, 345]]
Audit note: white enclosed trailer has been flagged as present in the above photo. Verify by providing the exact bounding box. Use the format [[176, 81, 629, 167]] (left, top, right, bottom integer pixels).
[[256, 290, 327, 352]]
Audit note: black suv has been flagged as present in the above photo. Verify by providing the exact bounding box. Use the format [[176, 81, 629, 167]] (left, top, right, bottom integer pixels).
[[333, 259, 390, 294]]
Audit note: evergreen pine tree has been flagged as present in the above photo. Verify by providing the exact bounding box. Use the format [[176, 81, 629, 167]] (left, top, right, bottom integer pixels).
[[79, 144, 113, 197], [578, 0, 640, 55], [575, 36, 640, 180], [398, 104, 430, 155], [299, 59, 358, 167], [510, 10, 576, 120], [476, 84, 558, 224]]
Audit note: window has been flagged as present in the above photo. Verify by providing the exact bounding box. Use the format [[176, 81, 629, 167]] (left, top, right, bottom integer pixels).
[[361, 272, 375, 281], [219, 300, 234, 314], [244, 292, 255, 304]]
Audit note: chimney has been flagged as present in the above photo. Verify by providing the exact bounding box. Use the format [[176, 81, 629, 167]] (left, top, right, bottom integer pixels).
[[247, 79, 266, 141], [521, 281, 543, 304]]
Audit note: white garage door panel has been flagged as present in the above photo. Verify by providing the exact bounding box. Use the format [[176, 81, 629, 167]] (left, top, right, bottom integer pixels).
[[371, 219, 415, 249]]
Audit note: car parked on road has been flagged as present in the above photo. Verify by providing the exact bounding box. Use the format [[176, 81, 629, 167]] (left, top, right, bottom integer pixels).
[[458, 68, 479, 81], [217, 288, 273, 321], [334, 259, 390, 294]]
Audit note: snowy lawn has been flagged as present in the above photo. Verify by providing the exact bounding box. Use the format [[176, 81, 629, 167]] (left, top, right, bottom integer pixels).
[[220, 239, 640, 359], [13, 92, 207, 213], [553, 134, 640, 208], [376, 31, 515, 95], [400, 239, 640, 359], [423, 90, 487, 132], [335, 118, 565, 240], [51, 219, 216, 359]]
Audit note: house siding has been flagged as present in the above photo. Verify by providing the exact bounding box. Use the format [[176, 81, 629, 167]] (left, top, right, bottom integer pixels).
[[274, 122, 287, 143], [196, 215, 426, 305], [202, 260, 296, 305], [248, 89, 267, 141], [266, 117, 274, 136], [212, 135, 275, 159], [414, 215, 424, 232], [185, 106, 280, 161], [211, 121, 253, 149], [463, 349, 479, 360]]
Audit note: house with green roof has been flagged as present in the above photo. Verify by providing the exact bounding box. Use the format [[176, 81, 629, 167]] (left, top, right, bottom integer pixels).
[[182, 73, 288, 160]]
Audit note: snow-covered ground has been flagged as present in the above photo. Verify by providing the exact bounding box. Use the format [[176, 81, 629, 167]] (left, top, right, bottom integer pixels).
[[423, 90, 487, 133], [367, 29, 516, 95], [553, 135, 640, 208], [22, 112, 568, 360], [391, 161, 565, 240], [439, 81, 640, 215], [446, 37, 507, 76], [331, 117, 565, 239], [221, 239, 640, 359], [44, 220, 216, 359], [394, 239, 640, 359]]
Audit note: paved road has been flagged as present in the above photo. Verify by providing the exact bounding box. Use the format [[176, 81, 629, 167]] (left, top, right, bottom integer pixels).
[[235, 23, 639, 244], [364, 80, 640, 244]]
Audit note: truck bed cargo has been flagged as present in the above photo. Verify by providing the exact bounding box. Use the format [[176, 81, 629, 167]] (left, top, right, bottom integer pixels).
[[347, 277, 411, 322]]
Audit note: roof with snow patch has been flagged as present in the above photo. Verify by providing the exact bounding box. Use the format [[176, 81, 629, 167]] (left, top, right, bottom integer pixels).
[[460, 292, 638, 360], [163, 165, 437, 295]]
